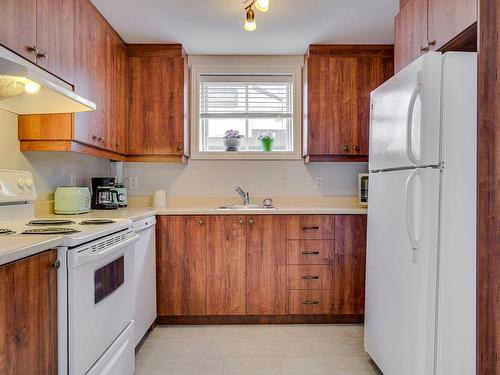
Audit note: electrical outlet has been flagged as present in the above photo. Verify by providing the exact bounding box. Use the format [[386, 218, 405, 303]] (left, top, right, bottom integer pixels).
[[314, 176, 324, 190], [70, 175, 77, 187], [129, 176, 139, 190]]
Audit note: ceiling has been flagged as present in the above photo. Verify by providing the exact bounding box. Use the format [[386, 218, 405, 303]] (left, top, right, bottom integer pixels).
[[91, 0, 399, 55]]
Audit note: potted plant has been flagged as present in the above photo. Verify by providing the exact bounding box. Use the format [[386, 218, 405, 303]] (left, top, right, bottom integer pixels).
[[223, 129, 243, 151], [258, 132, 275, 152]]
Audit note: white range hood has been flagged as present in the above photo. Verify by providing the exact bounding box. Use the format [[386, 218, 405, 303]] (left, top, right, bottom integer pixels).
[[0, 46, 95, 114]]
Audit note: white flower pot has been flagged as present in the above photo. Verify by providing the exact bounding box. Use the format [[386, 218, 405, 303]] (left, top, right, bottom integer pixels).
[[224, 137, 241, 151]]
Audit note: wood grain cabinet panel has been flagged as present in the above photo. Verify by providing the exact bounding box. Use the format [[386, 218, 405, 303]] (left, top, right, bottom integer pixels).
[[156, 216, 207, 316], [286, 240, 335, 265], [0, 0, 37, 62], [334, 215, 367, 315], [286, 265, 333, 290], [394, 0, 428, 72], [246, 216, 287, 315], [287, 290, 334, 315], [127, 45, 186, 157], [304, 45, 394, 161], [207, 216, 247, 315], [286, 215, 336, 240], [0, 250, 57, 375], [36, 0, 74, 83], [427, 0, 478, 51]]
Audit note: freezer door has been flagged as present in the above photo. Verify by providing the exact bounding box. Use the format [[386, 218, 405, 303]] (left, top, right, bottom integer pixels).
[[364, 168, 440, 375], [369, 52, 442, 171]]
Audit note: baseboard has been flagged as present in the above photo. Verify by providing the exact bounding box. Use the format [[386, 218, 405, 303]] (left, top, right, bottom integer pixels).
[[156, 314, 364, 325]]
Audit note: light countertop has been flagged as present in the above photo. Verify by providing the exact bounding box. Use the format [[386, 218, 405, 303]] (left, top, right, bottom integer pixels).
[[0, 235, 63, 266]]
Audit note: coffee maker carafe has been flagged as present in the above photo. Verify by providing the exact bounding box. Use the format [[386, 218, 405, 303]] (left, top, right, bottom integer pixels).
[[91, 177, 119, 210]]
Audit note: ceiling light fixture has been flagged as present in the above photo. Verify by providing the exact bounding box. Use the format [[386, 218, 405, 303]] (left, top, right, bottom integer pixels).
[[24, 81, 41, 94], [243, 0, 269, 32]]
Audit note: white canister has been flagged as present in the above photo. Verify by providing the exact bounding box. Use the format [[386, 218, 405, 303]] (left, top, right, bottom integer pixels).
[[153, 188, 167, 208]]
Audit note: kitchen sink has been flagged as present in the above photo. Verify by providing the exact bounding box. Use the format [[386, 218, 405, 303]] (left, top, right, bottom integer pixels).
[[217, 204, 276, 210]]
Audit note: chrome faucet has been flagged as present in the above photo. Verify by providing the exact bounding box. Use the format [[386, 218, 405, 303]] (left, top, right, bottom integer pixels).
[[235, 186, 250, 205]]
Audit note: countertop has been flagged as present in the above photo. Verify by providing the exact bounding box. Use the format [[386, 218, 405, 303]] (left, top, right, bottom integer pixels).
[[154, 206, 368, 215], [0, 235, 63, 266]]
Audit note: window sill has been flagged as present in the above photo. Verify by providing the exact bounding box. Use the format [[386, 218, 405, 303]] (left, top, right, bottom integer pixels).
[[190, 151, 302, 161]]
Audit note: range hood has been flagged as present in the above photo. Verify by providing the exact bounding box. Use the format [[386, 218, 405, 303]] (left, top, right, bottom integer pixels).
[[0, 46, 95, 114]]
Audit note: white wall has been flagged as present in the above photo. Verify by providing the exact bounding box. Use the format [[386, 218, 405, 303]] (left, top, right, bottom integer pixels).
[[124, 160, 368, 197], [0, 109, 110, 200]]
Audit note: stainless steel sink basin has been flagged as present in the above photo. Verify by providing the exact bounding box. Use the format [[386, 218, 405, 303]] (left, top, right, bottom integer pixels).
[[217, 204, 276, 210]]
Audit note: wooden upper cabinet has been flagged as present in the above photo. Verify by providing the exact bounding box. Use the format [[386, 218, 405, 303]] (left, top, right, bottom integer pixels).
[[0, 0, 37, 62], [36, 0, 74, 83], [0, 250, 58, 375], [207, 216, 247, 315], [304, 45, 394, 162], [334, 215, 367, 315], [394, 0, 428, 72], [246, 215, 287, 315], [156, 216, 207, 316], [127, 45, 187, 159], [427, 0, 477, 51]]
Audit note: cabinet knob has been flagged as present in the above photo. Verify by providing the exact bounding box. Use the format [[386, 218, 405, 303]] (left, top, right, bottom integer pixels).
[[176, 145, 183, 153], [198, 219, 204, 225], [239, 219, 244, 224], [248, 219, 254, 225], [37, 51, 48, 60], [343, 145, 349, 152], [420, 40, 436, 53], [353, 145, 360, 152], [27, 45, 39, 54], [52, 260, 61, 270]]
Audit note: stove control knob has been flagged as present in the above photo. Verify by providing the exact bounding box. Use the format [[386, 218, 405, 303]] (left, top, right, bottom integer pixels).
[[25, 178, 34, 191], [17, 177, 26, 191]]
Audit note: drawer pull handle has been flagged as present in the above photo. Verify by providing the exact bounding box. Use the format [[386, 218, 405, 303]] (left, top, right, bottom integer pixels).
[[302, 300, 320, 305], [302, 226, 319, 230], [302, 275, 320, 280], [301, 251, 320, 256]]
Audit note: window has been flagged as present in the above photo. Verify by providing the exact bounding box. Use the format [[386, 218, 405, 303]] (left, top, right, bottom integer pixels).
[[190, 63, 302, 160]]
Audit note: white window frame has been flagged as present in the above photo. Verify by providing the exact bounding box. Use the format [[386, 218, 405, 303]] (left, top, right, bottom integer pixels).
[[190, 63, 302, 160]]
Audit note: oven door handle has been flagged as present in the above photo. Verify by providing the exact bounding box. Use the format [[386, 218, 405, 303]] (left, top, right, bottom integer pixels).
[[69, 234, 139, 268]]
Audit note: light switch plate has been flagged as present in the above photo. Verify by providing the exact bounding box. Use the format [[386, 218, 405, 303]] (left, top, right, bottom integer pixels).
[[314, 176, 324, 190]]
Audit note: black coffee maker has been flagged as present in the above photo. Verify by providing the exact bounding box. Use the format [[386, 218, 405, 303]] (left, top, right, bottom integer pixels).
[[91, 177, 119, 210]]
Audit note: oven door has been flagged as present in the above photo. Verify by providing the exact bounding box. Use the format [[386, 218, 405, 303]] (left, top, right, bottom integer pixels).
[[67, 231, 138, 375]]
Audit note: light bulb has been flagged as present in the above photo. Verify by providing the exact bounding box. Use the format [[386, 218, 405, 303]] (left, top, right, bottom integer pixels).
[[24, 81, 41, 94], [244, 8, 256, 31], [255, 0, 269, 12]]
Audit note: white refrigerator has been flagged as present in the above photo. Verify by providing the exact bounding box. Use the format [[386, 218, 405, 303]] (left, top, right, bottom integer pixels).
[[364, 52, 477, 375]]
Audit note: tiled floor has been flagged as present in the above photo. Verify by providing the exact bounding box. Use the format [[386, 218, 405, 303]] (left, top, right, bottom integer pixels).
[[135, 325, 377, 375]]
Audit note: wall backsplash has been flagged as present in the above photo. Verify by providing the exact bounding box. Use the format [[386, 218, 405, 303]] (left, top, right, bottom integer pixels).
[[124, 160, 368, 198], [0, 109, 110, 200]]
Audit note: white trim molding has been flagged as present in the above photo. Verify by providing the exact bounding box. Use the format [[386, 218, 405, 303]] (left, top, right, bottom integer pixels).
[[189, 56, 303, 160]]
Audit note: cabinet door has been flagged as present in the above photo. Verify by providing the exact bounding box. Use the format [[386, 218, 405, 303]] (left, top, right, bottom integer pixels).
[[128, 55, 185, 155], [156, 216, 207, 316], [354, 56, 394, 155], [36, 0, 74, 83], [246, 216, 287, 315], [73, 0, 106, 149], [394, 0, 428, 72], [0, 250, 57, 375], [428, 0, 477, 51], [0, 0, 37, 62], [207, 216, 247, 315], [307, 56, 356, 156], [334, 215, 367, 315]]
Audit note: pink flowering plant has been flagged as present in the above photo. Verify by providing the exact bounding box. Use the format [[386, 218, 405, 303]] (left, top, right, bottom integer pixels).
[[223, 129, 244, 139]]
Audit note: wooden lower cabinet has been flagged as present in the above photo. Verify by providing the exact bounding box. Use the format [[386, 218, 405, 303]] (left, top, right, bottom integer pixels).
[[156, 216, 207, 316], [0, 250, 58, 375], [156, 214, 366, 321], [207, 216, 247, 315]]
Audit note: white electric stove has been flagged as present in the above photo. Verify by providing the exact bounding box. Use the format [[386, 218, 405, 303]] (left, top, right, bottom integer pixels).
[[0, 169, 137, 375]]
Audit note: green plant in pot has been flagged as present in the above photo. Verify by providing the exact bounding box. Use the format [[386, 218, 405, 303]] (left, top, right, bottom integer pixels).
[[258, 132, 275, 152], [223, 129, 243, 151]]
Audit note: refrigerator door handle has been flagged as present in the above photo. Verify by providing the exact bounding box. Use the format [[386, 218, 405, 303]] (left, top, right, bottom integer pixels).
[[406, 83, 422, 166], [405, 169, 420, 250]]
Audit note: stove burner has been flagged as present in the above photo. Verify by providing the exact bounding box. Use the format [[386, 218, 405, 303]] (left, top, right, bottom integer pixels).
[[0, 228, 15, 235], [22, 227, 81, 235], [79, 219, 116, 225], [28, 219, 76, 226]]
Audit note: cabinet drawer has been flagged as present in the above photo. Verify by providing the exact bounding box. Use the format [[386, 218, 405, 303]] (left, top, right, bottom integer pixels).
[[286, 265, 333, 290], [286, 216, 335, 239], [287, 240, 334, 265], [287, 290, 333, 314]]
